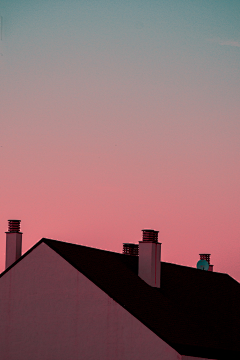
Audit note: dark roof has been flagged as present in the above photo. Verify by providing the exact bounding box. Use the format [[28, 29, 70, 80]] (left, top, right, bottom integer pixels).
[[2, 238, 240, 359]]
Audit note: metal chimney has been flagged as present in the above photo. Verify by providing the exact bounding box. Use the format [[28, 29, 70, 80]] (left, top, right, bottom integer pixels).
[[5, 220, 22, 269], [138, 229, 161, 288]]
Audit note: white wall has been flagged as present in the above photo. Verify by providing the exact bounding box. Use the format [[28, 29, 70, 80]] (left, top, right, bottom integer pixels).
[[0, 242, 182, 360]]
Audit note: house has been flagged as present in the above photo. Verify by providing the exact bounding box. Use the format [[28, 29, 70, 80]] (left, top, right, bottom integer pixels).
[[0, 220, 239, 360]]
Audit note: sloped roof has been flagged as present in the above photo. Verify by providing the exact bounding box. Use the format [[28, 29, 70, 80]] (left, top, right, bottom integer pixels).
[[1, 238, 240, 359]]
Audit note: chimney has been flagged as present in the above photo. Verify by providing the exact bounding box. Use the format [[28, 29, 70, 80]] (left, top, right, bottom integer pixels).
[[122, 243, 139, 256], [5, 220, 22, 269], [199, 254, 214, 272], [138, 229, 161, 288]]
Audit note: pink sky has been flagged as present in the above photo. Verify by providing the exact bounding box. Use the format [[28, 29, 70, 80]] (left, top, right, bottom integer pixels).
[[0, 1, 240, 281]]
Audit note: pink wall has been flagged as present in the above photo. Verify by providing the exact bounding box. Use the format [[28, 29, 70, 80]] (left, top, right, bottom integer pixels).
[[0, 242, 181, 360]]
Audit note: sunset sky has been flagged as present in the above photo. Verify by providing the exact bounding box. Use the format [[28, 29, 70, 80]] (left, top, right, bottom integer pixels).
[[0, 1, 240, 281]]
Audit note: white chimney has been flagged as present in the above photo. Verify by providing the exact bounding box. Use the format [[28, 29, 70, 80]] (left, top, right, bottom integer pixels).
[[138, 229, 161, 288], [5, 220, 22, 269]]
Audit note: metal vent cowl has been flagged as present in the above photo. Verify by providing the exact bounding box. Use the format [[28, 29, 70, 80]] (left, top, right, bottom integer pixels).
[[8, 220, 21, 233]]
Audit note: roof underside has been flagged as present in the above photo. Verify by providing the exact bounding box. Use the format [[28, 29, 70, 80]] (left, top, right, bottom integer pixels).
[[2, 238, 240, 360]]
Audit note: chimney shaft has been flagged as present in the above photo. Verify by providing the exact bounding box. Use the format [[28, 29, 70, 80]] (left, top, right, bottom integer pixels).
[[5, 220, 22, 269], [138, 229, 161, 288]]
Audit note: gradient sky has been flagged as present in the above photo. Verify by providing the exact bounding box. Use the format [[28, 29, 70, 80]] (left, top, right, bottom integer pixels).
[[0, 1, 240, 281]]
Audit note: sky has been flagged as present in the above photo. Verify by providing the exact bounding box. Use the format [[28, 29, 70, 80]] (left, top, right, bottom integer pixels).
[[0, 0, 240, 281]]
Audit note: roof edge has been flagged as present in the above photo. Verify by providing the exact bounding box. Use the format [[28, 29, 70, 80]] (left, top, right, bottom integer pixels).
[[0, 238, 46, 278]]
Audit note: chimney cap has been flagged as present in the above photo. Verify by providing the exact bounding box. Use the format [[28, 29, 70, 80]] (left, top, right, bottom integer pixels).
[[141, 229, 159, 233], [7, 219, 21, 233], [199, 254, 211, 264], [122, 243, 139, 256], [141, 229, 159, 243]]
